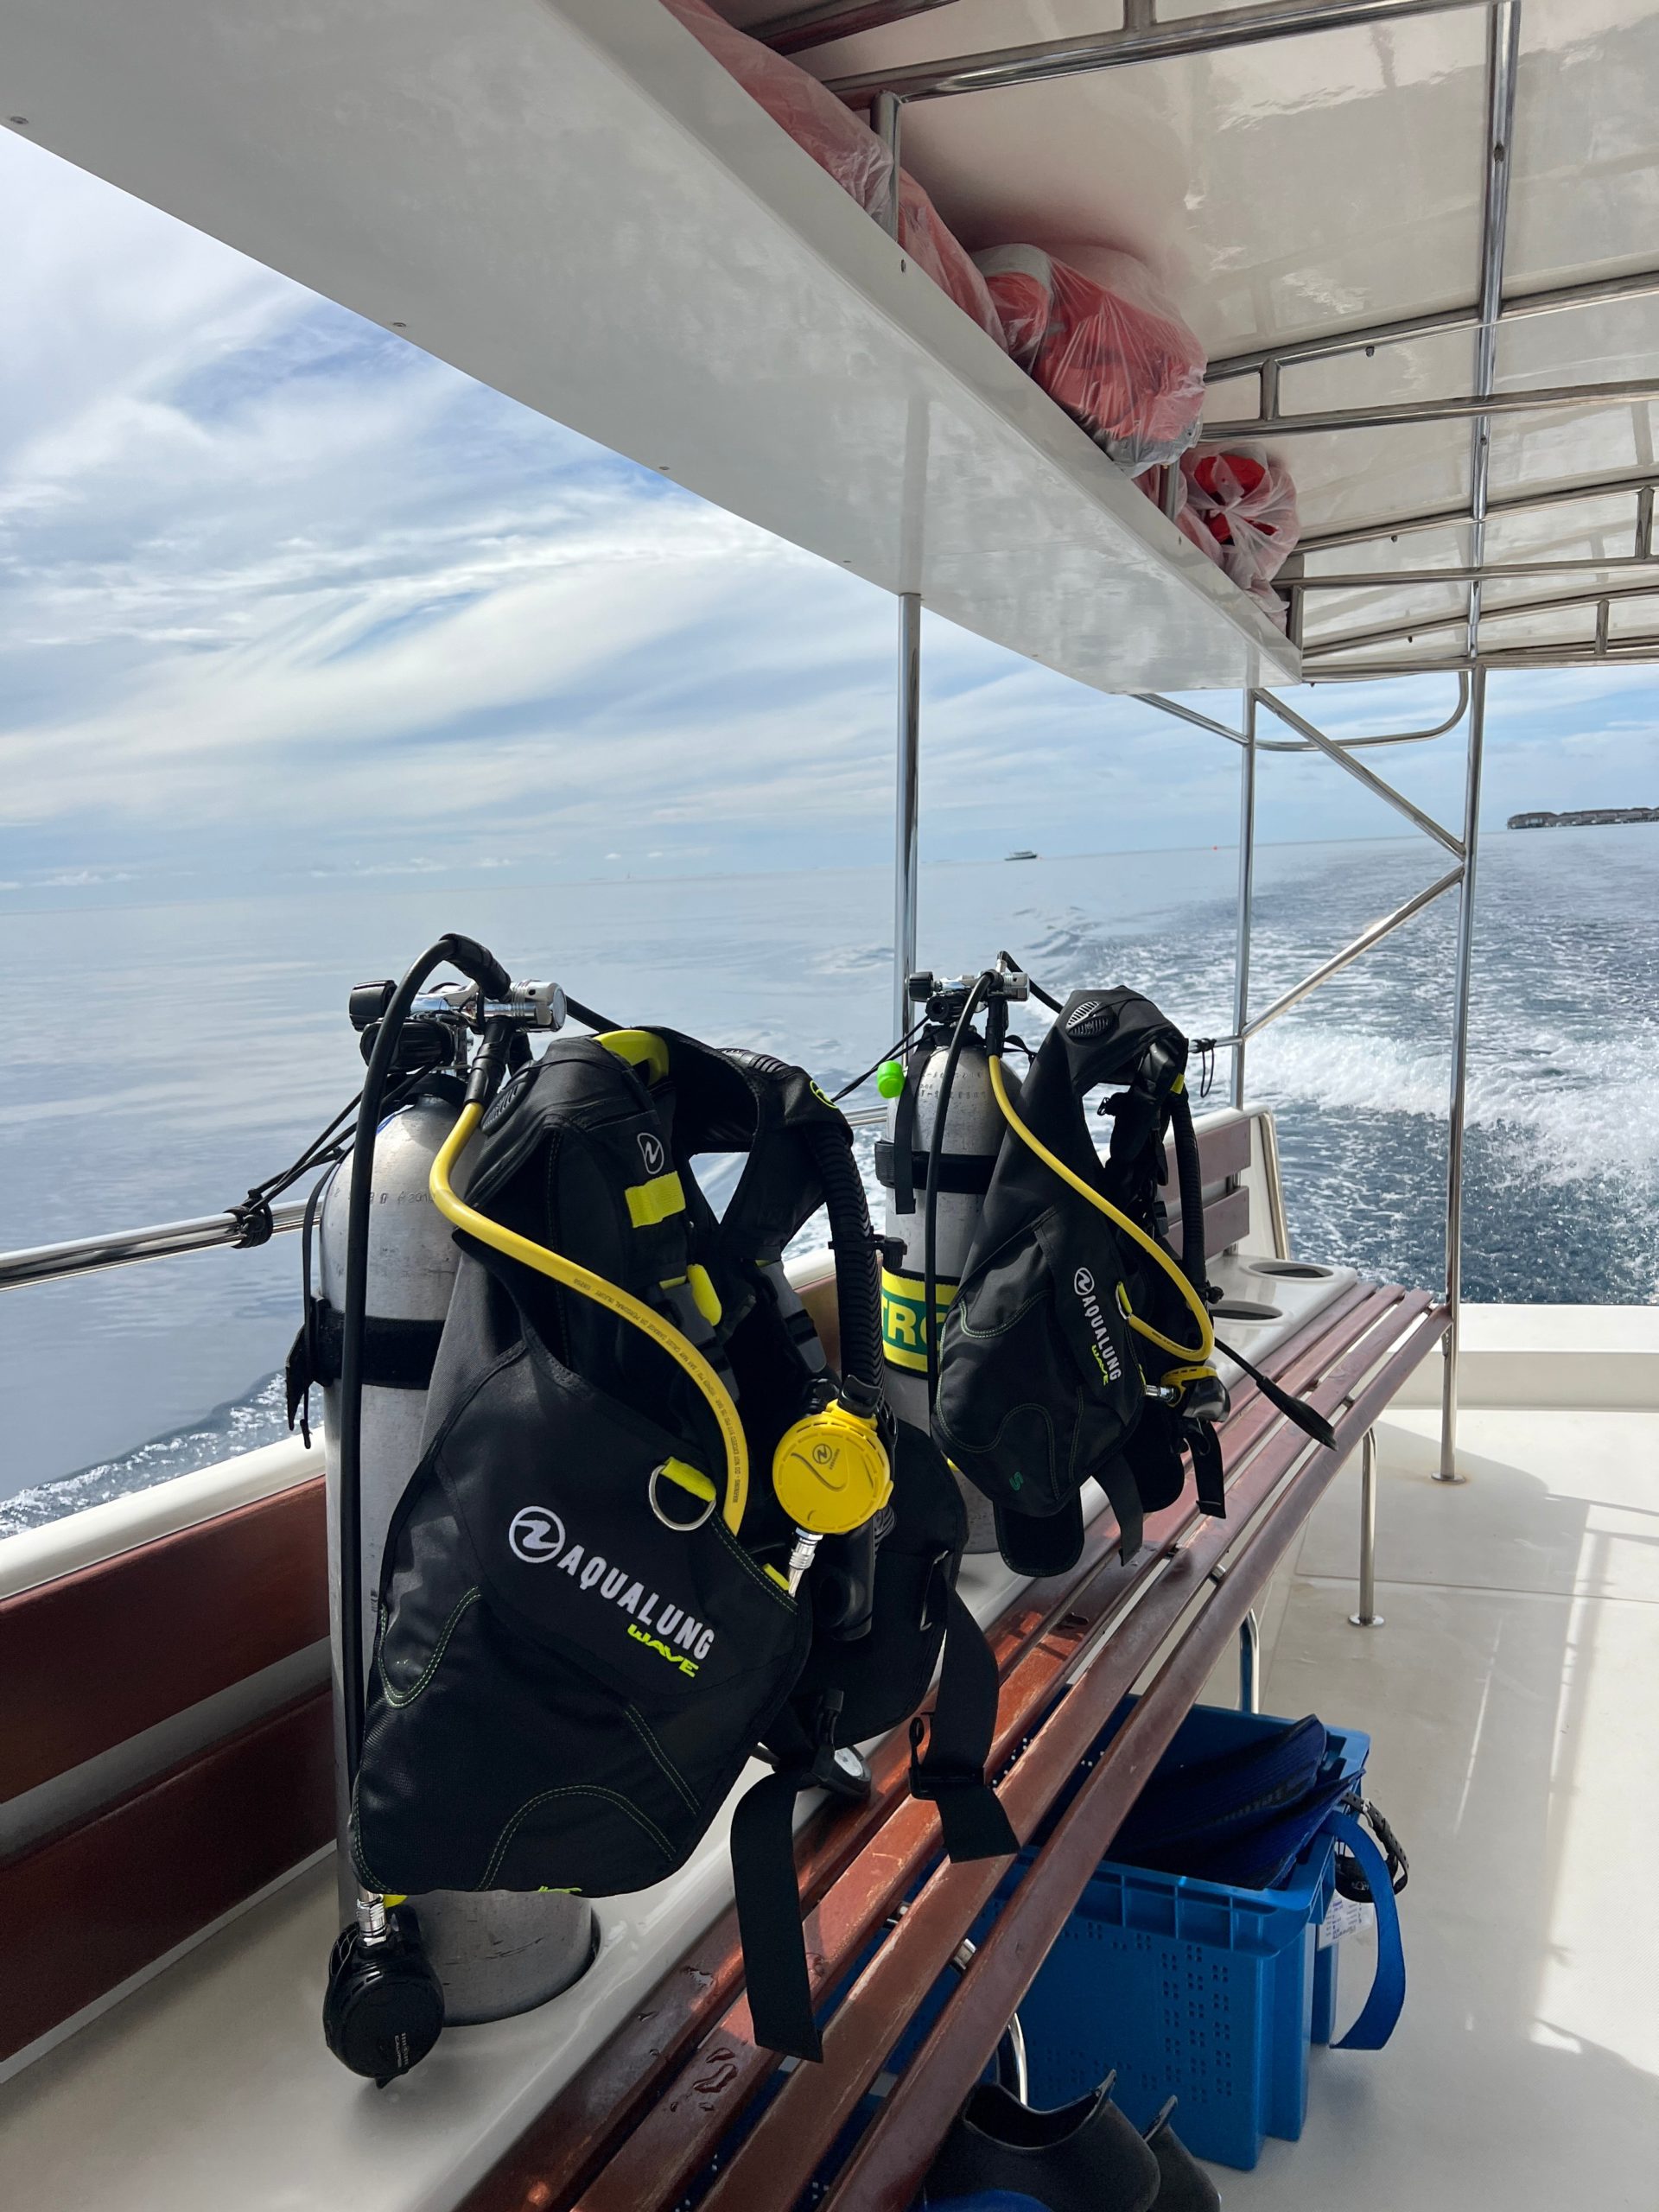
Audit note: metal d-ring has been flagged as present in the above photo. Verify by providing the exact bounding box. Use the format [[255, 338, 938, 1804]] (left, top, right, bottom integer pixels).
[[648, 1462, 716, 1533]]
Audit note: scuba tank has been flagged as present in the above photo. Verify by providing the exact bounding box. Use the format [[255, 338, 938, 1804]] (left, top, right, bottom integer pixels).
[[879, 970, 1027, 1554], [287, 950, 600, 2071], [313, 1099, 598, 2025]]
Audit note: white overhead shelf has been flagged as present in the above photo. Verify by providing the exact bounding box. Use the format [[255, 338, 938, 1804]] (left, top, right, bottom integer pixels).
[[1, 0, 1295, 695]]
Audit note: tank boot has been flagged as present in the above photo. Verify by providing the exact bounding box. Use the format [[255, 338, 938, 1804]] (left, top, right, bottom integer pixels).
[[1144, 2098, 1222, 2210], [923, 2075, 1162, 2211]]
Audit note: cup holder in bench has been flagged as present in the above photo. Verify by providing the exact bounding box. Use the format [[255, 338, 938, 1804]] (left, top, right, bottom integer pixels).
[[1248, 1260, 1335, 1281], [1210, 1299, 1282, 1322]]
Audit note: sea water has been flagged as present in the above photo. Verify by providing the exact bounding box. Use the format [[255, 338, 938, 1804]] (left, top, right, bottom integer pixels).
[[3, 825, 1656, 1531]]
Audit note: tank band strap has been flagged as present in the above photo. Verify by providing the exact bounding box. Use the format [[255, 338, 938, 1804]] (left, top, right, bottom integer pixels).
[[287, 1300, 444, 1430], [874, 1141, 997, 1197]]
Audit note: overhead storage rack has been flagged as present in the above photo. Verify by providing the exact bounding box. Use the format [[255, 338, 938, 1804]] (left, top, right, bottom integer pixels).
[[1, 0, 1295, 695]]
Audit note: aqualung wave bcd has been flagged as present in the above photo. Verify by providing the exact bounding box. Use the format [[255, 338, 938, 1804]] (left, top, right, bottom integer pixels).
[[931, 974, 1335, 1580], [308, 936, 1009, 2080]]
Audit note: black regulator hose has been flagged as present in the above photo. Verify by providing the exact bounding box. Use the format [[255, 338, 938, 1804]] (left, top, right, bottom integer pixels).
[[337, 932, 507, 1785], [803, 1120, 882, 1400]]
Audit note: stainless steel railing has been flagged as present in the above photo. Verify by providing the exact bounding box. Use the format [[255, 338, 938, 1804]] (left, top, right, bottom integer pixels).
[[0, 1111, 892, 1294], [0, 1200, 312, 1293]]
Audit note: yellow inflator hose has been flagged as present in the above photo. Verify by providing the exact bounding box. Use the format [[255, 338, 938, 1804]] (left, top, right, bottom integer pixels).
[[430, 1102, 750, 1534], [987, 1056, 1215, 1368]]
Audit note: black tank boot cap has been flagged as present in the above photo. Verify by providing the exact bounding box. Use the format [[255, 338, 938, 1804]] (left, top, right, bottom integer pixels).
[[1144, 2097, 1223, 2211], [923, 2075, 1162, 2212]]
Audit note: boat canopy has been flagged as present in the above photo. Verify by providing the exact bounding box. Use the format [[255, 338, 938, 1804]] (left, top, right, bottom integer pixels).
[[4, 0, 1655, 687]]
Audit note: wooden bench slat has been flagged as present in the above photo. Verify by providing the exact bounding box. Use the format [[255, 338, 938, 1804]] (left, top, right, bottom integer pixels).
[[1173, 1115, 1253, 1188], [1171, 1182, 1249, 1254], [0, 1477, 327, 1799]]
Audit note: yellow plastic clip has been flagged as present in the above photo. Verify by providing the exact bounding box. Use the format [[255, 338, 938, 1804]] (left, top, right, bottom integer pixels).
[[771, 1402, 893, 1535]]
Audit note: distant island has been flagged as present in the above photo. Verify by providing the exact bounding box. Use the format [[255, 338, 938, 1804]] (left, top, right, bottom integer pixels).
[[1508, 807, 1658, 829]]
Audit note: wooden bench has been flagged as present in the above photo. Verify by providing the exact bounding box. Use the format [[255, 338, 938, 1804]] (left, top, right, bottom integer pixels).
[[447, 1115, 1444, 2212], [0, 1105, 1444, 2188]]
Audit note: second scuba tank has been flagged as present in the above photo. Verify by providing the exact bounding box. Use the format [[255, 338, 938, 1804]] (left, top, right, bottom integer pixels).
[[879, 974, 1014, 1554], [313, 1081, 598, 2025]]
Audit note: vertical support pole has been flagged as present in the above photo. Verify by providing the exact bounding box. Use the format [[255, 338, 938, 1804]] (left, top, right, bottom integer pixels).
[[1349, 1428, 1384, 1627], [1438, 4, 1516, 1482], [1231, 691, 1257, 1110], [1438, 664, 1488, 1483], [1238, 1610, 1262, 1714], [893, 591, 922, 1039], [872, 92, 902, 238]]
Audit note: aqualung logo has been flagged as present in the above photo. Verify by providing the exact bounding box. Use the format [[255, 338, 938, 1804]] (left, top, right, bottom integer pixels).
[[1072, 1267, 1125, 1387], [638, 1131, 666, 1176], [1066, 999, 1112, 1039], [509, 1506, 566, 1563], [504, 1506, 715, 1674]]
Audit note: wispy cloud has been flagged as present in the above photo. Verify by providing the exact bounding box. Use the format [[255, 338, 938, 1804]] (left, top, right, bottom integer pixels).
[[3, 126, 1657, 900]]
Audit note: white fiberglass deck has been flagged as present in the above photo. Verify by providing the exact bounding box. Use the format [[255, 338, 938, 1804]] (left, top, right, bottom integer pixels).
[[1217, 1391, 1659, 2205], [2, 1306, 1656, 2209]]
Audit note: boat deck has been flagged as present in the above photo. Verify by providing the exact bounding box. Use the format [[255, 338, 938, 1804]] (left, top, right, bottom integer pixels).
[[1221, 1393, 1659, 2209], [3, 1313, 1655, 2209]]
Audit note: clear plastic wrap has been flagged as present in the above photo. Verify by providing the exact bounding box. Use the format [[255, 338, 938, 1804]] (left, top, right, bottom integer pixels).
[[1174, 442, 1299, 626], [972, 245, 1206, 472], [658, 0, 1004, 343]]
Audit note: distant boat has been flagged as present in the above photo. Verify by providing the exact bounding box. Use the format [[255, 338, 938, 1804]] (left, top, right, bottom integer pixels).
[[1005, 849, 1039, 861]]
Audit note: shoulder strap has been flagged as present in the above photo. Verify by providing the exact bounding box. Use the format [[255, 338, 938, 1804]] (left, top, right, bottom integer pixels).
[[1326, 1808, 1407, 2050], [729, 1583, 1015, 2062], [907, 1586, 1019, 1861], [729, 1762, 826, 2062]]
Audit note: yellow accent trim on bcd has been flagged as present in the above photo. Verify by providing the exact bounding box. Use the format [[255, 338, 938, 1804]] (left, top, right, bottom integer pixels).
[[596, 1028, 671, 1084], [625, 1171, 686, 1229], [658, 1457, 716, 1503]]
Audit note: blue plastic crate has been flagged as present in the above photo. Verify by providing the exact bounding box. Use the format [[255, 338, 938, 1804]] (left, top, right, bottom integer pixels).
[[976, 1700, 1370, 2172]]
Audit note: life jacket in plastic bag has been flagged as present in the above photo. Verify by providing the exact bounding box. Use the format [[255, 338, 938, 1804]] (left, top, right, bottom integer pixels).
[[1175, 442, 1300, 623], [974, 245, 1206, 472], [660, 0, 1004, 343]]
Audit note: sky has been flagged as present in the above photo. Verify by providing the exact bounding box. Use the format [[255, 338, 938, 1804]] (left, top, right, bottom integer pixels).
[[4, 124, 1659, 908]]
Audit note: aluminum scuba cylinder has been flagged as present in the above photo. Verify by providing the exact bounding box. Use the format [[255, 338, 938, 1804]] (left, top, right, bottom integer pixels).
[[880, 973, 1015, 1554], [318, 1088, 598, 2025]]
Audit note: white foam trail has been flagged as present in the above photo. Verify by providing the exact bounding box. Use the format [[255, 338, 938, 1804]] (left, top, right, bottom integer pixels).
[[1253, 1020, 1659, 1188]]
